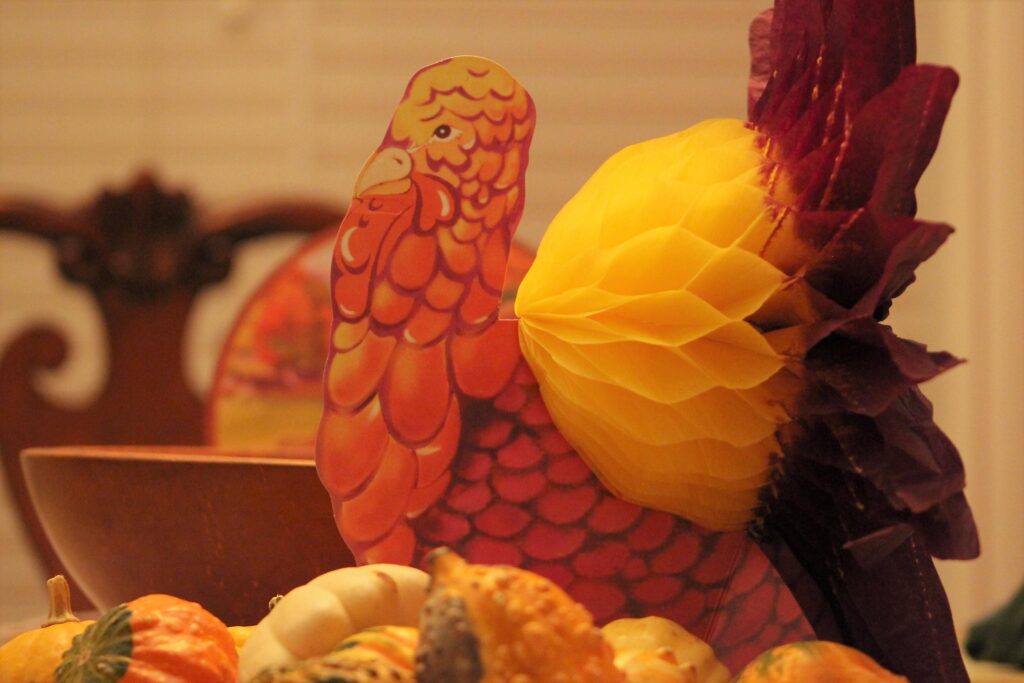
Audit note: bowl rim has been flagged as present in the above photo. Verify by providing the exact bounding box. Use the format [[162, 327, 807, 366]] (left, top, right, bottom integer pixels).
[[20, 445, 316, 467]]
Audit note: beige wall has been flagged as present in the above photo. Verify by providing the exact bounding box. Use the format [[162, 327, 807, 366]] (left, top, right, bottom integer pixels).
[[1, 0, 1021, 639], [912, 0, 1024, 639]]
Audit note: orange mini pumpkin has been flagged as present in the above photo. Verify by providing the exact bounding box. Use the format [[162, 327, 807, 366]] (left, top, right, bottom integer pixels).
[[733, 641, 908, 682], [55, 594, 237, 683]]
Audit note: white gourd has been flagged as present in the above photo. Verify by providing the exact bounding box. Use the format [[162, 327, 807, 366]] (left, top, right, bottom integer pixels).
[[237, 564, 428, 682]]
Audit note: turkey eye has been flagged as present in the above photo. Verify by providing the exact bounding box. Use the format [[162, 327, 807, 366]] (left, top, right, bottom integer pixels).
[[433, 124, 452, 140]]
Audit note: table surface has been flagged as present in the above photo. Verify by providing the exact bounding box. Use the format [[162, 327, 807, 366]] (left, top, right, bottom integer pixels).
[[966, 658, 1024, 682]]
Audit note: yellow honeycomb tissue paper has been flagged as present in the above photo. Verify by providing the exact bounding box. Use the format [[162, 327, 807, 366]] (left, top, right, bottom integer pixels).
[[516, 119, 792, 530]]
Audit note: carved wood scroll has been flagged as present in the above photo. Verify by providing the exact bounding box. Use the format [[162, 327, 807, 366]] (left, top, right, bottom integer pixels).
[[0, 171, 344, 607]]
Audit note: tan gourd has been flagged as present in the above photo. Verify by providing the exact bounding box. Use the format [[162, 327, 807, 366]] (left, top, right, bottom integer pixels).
[[415, 549, 625, 683], [237, 564, 428, 682]]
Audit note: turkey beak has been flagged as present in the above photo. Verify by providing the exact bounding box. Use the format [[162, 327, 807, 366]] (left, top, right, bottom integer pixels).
[[353, 147, 413, 198]]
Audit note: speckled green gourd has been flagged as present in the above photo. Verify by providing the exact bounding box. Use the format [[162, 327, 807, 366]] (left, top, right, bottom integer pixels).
[[251, 626, 417, 683]]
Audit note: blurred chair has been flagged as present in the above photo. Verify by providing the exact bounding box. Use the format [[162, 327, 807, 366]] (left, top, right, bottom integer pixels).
[[0, 171, 343, 606]]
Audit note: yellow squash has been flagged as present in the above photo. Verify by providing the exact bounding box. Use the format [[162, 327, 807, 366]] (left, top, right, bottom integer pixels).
[[0, 576, 93, 683], [603, 617, 731, 683]]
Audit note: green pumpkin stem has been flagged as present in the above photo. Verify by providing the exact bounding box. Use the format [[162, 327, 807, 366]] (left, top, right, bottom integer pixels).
[[43, 575, 80, 626]]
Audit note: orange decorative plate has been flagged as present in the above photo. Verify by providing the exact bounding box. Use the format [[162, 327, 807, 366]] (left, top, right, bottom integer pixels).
[[206, 228, 533, 449]]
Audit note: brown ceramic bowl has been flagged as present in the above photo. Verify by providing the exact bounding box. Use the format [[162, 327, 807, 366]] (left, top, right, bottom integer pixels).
[[20, 446, 354, 626]]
